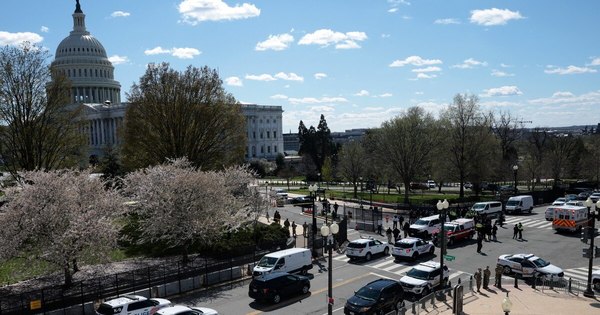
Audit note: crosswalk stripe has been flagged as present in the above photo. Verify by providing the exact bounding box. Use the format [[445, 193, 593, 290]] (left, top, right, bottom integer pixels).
[[449, 271, 464, 281], [565, 269, 589, 277], [391, 266, 414, 276], [526, 221, 551, 228], [370, 258, 396, 269], [333, 255, 350, 262], [382, 263, 410, 273]]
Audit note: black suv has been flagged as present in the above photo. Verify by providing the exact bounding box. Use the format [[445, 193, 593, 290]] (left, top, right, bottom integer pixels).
[[344, 279, 405, 315], [248, 272, 310, 304]]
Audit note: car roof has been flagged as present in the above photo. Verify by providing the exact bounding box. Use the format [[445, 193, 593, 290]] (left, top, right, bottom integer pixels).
[[398, 237, 421, 243], [351, 238, 375, 244], [415, 261, 441, 271], [157, 305, 191, 315], [363, 278, 398, 289], [103, 295, 146, 307]]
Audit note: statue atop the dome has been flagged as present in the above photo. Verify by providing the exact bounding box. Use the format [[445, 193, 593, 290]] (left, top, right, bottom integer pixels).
[[75, 0, 83, 14]]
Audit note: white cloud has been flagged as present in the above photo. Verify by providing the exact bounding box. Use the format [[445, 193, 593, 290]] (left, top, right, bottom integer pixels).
[[544, 65, 597, 75], [178, 0, 260, 24], [500, 63, 512, 68], [171, 47, 201, 59], [270, 94, 288, 100], [40, 26, 49, 33], [415, 91, 424, 95], [481, 85, 523, 97], [412, 66, 442, 73], [0, 31, 43, 46], [111, 11, 131, 18], [310, 105, 336, 112], [144, 46, 171, 55], [108, 55, 129, 65], [225, 76, 243, 87], [389, 55, 442, 67], [298, 29, 367, 49], [434, 18, 460, 25], [415, 73, 437, 79], [255, 33, 294, 51], [381, 34, 391, 38], [274, 72, 304, 82], [388, 0, 411, 6], [480, 101, 519, 108], [470, 8, 524, 26], [552, 91, 574, 98], [314, 73, 327, 80], [378, 93, 393, 98], [591, 58, 600, 66], [144, 46, 201, 59], [245, 74, 276, 81], [365, 107, 385, 111], [388, 8, 399, 13], [452, 58, 488, 69], [491, 69, 514, 77], [288, 96, 348, 104], [354, 90, 370, 96]]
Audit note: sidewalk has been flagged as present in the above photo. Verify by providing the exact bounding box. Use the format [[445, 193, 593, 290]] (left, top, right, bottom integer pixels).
[[437, 284, 599, 315]]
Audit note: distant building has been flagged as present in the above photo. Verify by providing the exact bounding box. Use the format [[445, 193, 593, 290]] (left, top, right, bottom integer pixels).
[[283, 132, 300, 154], [50, 1, 282, 161], [331, 128, 369, 145]]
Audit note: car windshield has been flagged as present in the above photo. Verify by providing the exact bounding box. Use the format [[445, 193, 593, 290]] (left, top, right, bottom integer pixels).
[[96, 304, 115, 315], [443, 224, 455, 231], [506, 200, 519, 206], [348, 242, 367, 249], [355, 286, 380, 301], [395, 242, 413, 249], [531, 258, 550, 268], [257, 256, 278, 267], [414, 219, 428, 225], [472, 204, 485, 210], [407, 268, 430, 280]]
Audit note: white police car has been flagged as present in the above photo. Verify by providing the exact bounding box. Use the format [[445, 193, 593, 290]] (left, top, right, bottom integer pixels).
[[391, 237, 434, 261], [399, 261, 449, 297], [156, 305, 218, 315], [95, 295, 171, 315], [346, 237, 389, 261]]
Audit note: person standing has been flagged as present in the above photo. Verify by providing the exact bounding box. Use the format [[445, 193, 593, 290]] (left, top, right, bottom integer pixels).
[[291, 221, 297, 237], [483, 266, 491, 289], [492, 223, 498, 242], [386, 227, 393, 244], [393, 215, 398, 229], [393, 226, 401, 243], [495, 264, 503, 288], [513, 224, 518, 239], [517, 222, 524, 240], [399, 215, 404, 228], [476, 233, 483, 253], [474, 268, 482, 292], [402, 221, 410, 238], [302, 221, 308, 237], [283, 218, 290, 236], [377, 218, 383, 235]]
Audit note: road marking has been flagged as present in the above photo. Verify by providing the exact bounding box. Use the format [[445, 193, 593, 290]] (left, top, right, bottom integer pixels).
[[527, 221, 551, 228], [370, 258, 396, 269]]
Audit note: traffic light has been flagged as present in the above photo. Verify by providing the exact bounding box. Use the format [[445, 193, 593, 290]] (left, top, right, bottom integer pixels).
[[583, 248, 591, 258], [581, 227, 589, 244]]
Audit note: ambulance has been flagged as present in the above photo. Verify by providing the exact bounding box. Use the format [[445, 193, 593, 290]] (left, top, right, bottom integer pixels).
[[552, 205, 588, 232]]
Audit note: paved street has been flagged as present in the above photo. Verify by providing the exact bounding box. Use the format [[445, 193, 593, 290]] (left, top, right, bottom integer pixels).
[[170, 201, 600, 314]]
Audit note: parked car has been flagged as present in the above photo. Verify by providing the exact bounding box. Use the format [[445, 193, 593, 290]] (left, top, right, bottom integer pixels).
[[589, 192, 600, 203], [565, 194, 578, 201], [290, 195, 313, 204], [248, 272, 310, 304], [408, 214, 448, 239], [552, 198, 567, 206], [577, 190, 592, 200], [505, 195, 534, 214], [95, 295, 171, 315], [391, 237, 434, 261], [470, 201, 503, 218], [399, 262, 449, 297], [410, 182, 429, 190], [464, 182, 473, 189], [497, 253, 564, 280], [499, 185, 516, 193], [346, 237, 389, 261], [156, 305, 218, 315], [426, 180, 436, 188], [344, 278, 405, 315]]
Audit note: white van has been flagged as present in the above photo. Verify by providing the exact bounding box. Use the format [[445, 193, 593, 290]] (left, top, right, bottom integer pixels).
[[409, 214, 449, 239], [471, 201, 503, 217], [505, 195, 534, 214], [253, 248, 313, 277]]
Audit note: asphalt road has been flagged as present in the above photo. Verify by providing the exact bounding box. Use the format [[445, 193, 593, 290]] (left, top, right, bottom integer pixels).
[[171, 204, 600, 314]]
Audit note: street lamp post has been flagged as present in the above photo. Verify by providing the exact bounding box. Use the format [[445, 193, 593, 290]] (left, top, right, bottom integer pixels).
[[501, 292, 512, 315], [321, 222, 339, 315], [309, 184, 318, 257], [583, 198, 597, 298], [512, 165, 519, 195], [436, 199, 449, 291], [265, 181, 270, 218]]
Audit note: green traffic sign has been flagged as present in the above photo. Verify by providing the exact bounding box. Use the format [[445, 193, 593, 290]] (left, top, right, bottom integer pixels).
[[444, 255, 455, 261]]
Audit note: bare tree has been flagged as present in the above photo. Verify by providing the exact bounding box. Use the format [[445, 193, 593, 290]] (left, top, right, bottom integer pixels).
[[122, 158, 256, 263], [523, 128, 549, 190], [338, 140, 367, 198], [0, 43, 85, 173], [546, 135, 583, 186], [0, 168, 125, 287], [122, 63, 246, 171], [374, 107, 441, 203], [491, 111, 523, 178], [581, 135, 600, 188], [440, 94, 496, 198]]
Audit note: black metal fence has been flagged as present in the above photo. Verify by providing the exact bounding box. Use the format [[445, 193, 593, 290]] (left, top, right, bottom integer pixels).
[[0, 250, 265, 315]]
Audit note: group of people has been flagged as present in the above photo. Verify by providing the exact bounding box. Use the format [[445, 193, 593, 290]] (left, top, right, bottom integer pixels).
[[513, 222, 524, 240], [474, 265, 505, 292], [384, 218, 411, 244]]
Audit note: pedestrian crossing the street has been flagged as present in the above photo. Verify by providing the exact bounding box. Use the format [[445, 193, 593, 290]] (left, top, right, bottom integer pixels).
[[562, 265, 600, 283], [503, 216, 553, 230]]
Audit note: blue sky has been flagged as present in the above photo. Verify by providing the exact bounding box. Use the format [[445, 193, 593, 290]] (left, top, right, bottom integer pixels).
[[2, 0, 600, 132]]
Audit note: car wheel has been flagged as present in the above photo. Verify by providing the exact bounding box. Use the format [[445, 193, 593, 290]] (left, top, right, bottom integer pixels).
[[421, 287, 430, 297], [503, 266, 512, 275], [272, 294, 281, 304], [593, 280, 600, 291], [412, 252, 419, 261], [383, 247, 390, 256], [301, 284, 310, 294], [429, 246, 434, 255], [395, 299, 405, 311], [365, 252, 372, 261], [301, 267, 308, 275]]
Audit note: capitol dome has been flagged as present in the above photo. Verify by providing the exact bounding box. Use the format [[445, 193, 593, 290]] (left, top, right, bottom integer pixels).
[[51, 0, 121, 104]]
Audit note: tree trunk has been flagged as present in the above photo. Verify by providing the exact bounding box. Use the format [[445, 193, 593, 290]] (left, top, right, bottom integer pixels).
[[64, 266, 73, 288], [72, 259, 79, 273], [403, 180, 410, 204]]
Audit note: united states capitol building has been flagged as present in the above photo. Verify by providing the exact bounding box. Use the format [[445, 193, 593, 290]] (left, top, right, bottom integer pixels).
[[50, 1, 283, 162]]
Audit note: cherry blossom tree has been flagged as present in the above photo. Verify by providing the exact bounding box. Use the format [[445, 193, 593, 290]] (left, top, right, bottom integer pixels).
[[0, 169, 125, 287], [122, 158, 258, 263]]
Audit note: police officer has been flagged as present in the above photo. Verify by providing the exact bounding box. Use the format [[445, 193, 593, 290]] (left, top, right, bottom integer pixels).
[[474, 268, 482, 292], [495, 264, 503, 288], [483, 266, 491, 289]]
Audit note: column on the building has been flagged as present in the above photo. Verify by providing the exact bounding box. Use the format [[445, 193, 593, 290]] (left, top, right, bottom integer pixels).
[[100, 118, 104, 145]]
